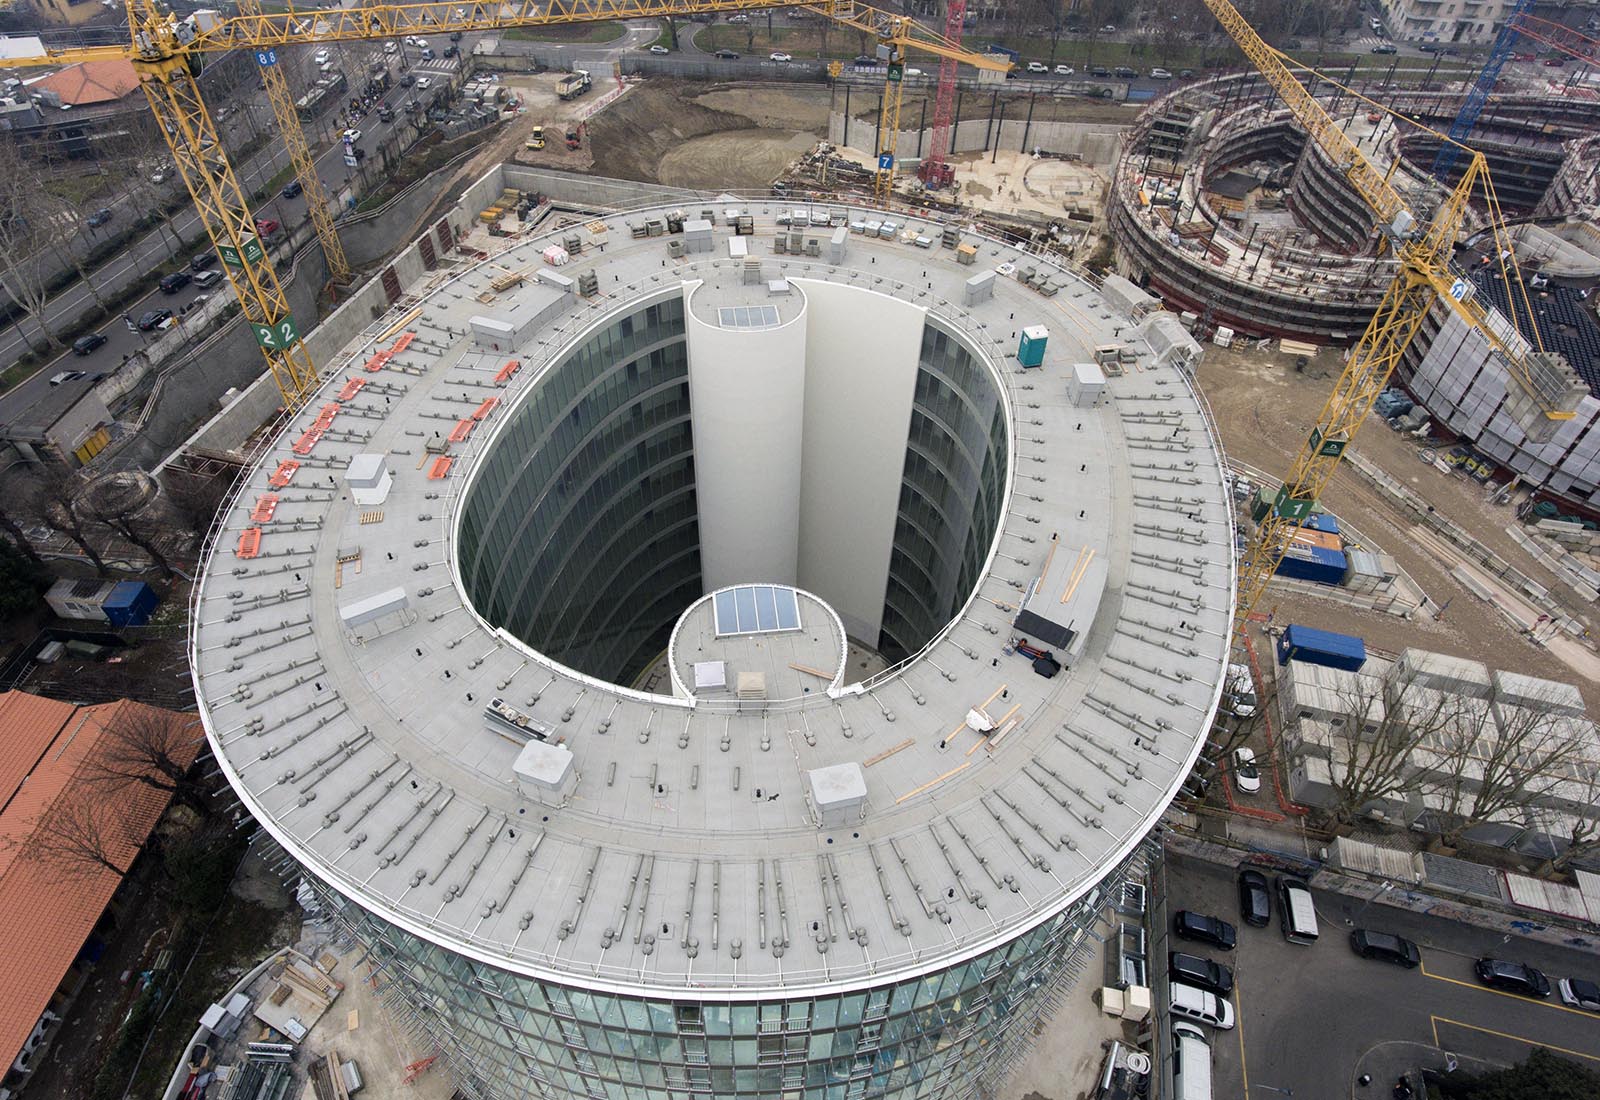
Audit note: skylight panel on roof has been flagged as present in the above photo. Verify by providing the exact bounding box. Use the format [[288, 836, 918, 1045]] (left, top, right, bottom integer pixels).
[[713, 585, 804, 637]]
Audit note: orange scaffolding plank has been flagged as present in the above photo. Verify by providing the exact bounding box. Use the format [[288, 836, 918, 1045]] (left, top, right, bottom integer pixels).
[[448, 418, 475, 443], [494, 359, 521, 385], [268, 460, 300, 488], [236, 528, 262, 559], [427, 456, 454, 480], [249, 494, 280, 523], [471, 397, 500, 421], [336, 377, 366, 401], [291, 428, 324, 455], [391, 331, 416, 354], [313, 404, 340, 431], [363, 350, 392, 373]]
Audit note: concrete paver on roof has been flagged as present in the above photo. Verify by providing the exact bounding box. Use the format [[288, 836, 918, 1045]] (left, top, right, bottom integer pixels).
[[194, 193, 1236, 996]]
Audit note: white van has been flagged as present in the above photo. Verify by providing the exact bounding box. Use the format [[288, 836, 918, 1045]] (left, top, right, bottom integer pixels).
[[1169, 980, 1235, 1030], [1171, 1020, 1213, 1100], [1277, 875, 1319, 944]]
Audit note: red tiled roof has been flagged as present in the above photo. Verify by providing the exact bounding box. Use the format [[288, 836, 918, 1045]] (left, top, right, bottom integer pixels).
[[29, 58, 140, 106], [0, 693, 200, 1075]]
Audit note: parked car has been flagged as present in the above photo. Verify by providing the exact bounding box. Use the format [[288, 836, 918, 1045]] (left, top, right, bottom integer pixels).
[[50, 368, 87, 384], [193, 269, 223, 289], [1169, 951, 1233, 996], [314, 49, 330, 64], [86, 208, 113, 228], [278, 177, 304, 200], [1054, 64, 1074, 75], [1150, 67, 1173, 79], [1237, 868, 1271, 927], [713, 49, 740, 59], [1179, 68, 1195, 77], [1169, 980, 1235, 1030], [649, 44, 669, 54], [191, 251, 216, 271], [770, 52, 793, 62], [1113, 65, 1137, 78], [70, 333, 106, 356], [1371, 43, 1397, 54], [137, 307, 174, 331], [1223, 662, 1257, 718], [1474, 958, 1550, 998], [1349, 929, 1420, 968], [254, 218, 281, 238], [1557, 977, 1600, 1012], [158, 270, 192, 294], [1089, 65, 1111, 77], [1232, 747, 1262, 794], [1174, 911, 1237, 950], [1026, 61, 1049, 73]]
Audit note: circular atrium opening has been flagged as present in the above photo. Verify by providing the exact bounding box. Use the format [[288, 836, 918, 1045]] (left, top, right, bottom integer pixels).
[[454, 279, 1010, 689]]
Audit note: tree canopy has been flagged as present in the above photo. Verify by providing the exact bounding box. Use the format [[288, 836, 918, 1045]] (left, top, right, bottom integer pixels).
[[1440, 1048, 1600, 1100]]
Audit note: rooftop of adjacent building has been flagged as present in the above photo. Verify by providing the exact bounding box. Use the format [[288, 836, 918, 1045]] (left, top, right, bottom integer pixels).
[[192, 191, 1235, 994]]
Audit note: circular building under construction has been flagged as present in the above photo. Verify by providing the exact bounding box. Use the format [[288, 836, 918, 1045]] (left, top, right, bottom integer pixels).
[[1112, 72, 1600, 512], [191, 176, 1236, 1100]]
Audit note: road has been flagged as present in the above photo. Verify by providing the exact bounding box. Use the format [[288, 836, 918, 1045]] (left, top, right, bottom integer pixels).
[[0, 31, 461, 424], [1161, 852, 1600, 1097]]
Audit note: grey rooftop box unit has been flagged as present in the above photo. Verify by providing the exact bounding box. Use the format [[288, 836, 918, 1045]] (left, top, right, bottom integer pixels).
[[828, 226, 848, 264], [1067, 361, 1107, 408], [470, 314, 531, 352], [683, 218, 714, 254], [807, 762, 867, 827], [513, 739, 577, 805], [963, 269, 995, 307], [344, 453, 392, 507], [339, 586, 409, 631]]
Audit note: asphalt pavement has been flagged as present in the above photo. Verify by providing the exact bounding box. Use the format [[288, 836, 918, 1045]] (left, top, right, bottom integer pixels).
[[1159, 851, 1600, 1098]]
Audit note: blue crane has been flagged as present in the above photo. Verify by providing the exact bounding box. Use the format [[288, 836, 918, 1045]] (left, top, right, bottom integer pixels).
[[1432, 0, 1536, 181]]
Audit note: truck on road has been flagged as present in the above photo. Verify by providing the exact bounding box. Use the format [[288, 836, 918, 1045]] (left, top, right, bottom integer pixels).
[[556, 70, 592, 100]]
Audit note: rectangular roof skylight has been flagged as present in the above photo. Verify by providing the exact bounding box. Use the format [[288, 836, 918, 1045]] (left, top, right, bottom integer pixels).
[[717, 305, 781, 329], [713, 585, 802, 636]]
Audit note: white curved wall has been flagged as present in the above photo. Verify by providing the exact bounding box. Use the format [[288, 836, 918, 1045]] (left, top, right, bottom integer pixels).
[[794, 280, 925, 642], [684, 281, 809, 591]]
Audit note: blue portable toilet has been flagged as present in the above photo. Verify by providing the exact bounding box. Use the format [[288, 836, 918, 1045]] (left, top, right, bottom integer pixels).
[[1018, 325, 1048, 368]]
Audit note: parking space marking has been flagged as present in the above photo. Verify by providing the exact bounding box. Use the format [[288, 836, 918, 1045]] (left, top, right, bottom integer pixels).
[[1235, 975, 1252, 1097], [1431, 1016, 1600, 1063], [1419, 962, 1600, 1018]]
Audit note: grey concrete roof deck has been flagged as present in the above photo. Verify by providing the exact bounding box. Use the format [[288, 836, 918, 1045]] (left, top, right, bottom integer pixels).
[[194, 193, 1236, 996], [668, 588, 847, 703]]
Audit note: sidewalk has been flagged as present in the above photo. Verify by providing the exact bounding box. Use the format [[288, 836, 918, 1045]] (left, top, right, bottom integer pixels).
[[1164, 825, 1600, 954]]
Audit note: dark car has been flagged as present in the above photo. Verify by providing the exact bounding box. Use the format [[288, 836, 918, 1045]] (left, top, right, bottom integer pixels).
[[86, 207, 113, 228], [1089, 65, 1111, 77], [137, 307, 174, 331], [713, 49, 740, 59], [1371, 43, 1397, 54], [1350, 929, 1420, 968], [1169, 951, 1233, 996], [191, 251, 216, 271], [281, 179, 304, 199], [1112, 65, 1137, 78], [158, 271, 191, 294], [1474, 958, 1551, 998], [1237, 868, 1271, 927], [1174, 911, 1237, 950], [71, 332, 107, 356], [443, 45, 459, 58]]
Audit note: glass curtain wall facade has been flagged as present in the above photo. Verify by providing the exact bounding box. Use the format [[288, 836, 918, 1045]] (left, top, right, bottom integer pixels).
[[313, 846, 1147, 1100], [880, 323, 1008, 665], [458, 297, 700, 684]]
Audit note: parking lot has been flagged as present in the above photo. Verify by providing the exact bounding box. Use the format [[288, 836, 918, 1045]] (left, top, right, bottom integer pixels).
[[1158, 851, 1600, 1096]]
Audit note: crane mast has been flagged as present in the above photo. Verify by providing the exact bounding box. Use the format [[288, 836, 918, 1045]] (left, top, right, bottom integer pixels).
[[1199, 0, 1581, 638]]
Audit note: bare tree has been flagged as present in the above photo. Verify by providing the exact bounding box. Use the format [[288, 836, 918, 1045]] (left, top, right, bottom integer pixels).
[[1315, 672, 1462, 826], [0, 490, 45, 568], [81, 488, 177, 581], [17, 469, 110, 576], [1422, 687, 1595, 851], [0, 139, 64, 354], [22, 787, 142, 879], [82, 703, 209, 816]]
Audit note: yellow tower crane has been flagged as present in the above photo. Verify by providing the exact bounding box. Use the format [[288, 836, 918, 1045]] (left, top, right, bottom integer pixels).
[[1200, 0, 1585, 638], [0, 2, 1006, 410]]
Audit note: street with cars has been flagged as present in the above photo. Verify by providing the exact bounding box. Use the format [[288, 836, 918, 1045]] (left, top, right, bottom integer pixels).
[[1159, 852, 1600, 1096]]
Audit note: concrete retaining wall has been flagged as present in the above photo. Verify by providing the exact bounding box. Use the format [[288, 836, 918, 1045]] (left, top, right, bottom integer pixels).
[[828, 110, 1125, 165]]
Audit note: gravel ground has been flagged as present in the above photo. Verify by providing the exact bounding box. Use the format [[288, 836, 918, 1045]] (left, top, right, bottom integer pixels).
[[1194, 342, 1600, 712]]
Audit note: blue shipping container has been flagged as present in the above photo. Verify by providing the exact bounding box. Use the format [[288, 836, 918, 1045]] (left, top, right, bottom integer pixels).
[[100, 581, 159, 628], [1300, 512, 1341, 536], [1276, 624, 1366, 671], [1274, 545, 1347, 586]]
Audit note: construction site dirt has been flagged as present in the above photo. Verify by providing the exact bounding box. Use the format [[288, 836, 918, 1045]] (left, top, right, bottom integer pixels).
[[1196, 343, 1600, 713]]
